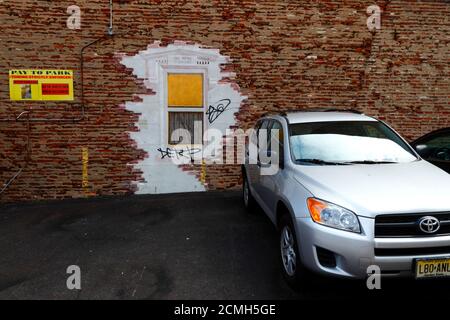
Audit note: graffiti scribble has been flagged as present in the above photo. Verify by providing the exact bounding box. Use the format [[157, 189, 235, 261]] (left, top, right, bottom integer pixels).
[[206, 99, 231, 124], [157, 147, 202, 160]]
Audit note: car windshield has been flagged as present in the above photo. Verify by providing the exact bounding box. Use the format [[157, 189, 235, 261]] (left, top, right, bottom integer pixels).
[[289, 121, 418, 165]]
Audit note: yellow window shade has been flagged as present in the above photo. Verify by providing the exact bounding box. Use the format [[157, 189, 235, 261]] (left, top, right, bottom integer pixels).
[[168, 74, 203, 107]]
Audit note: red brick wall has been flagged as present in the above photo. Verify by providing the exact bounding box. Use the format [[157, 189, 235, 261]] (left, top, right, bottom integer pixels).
[[0, 0, 449, 202]]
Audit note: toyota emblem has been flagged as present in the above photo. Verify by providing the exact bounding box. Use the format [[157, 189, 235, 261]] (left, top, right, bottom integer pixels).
[[418, 216, 440, 234]]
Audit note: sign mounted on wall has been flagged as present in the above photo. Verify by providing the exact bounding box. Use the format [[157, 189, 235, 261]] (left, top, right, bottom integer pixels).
[[9, 70, 74, 101]]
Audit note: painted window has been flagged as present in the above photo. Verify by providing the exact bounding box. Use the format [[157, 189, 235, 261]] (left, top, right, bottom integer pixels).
[[168, 112, 203, 145], [168, 74, 203, 107], [167, 73, 204, 145]]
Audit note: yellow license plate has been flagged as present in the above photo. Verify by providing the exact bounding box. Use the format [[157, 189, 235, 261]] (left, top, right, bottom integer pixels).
[[416, 258, 450, 279]]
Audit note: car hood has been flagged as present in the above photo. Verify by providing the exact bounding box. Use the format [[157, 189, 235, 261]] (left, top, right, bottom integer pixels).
[[293, 160, 450, 218]]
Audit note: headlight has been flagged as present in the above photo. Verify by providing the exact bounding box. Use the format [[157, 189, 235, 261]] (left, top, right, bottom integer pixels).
[[307, 198, 361, 233]]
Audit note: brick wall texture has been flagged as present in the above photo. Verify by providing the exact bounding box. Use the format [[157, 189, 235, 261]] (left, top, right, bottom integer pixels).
[[0, 0, 449, 202]]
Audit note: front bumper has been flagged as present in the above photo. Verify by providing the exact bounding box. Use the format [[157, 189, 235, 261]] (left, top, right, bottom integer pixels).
[[295, 216, 450, 279]]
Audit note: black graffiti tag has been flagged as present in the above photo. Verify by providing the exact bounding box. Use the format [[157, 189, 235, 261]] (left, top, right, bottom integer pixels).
[[157, 147, 202, 160], [157, 148, 172, 159], [206, 99, 231, 124]]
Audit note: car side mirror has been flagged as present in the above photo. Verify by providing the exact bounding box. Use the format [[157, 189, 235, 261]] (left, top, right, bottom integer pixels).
[[414, 144, 429, 157], [415, 144, 427, 152]]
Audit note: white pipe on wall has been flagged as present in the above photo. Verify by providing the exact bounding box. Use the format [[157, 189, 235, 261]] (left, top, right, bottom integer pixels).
[[108, 0, 114, 35]]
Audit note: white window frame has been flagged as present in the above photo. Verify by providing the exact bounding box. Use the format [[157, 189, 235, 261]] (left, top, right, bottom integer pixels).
[[162, 67, 208, 147]]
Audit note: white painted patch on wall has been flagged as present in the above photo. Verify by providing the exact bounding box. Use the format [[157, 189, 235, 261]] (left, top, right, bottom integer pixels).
[[119, 41, 246, 194]]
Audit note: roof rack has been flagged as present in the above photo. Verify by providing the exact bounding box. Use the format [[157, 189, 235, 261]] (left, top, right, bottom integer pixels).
[[262, 108, 364, 118], [281, 108, 363, 115]]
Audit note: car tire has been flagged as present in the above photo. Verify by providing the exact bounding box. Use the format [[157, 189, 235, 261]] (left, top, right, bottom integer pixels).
[[279, 214, 310, 289], [242, 171, 257, 212]]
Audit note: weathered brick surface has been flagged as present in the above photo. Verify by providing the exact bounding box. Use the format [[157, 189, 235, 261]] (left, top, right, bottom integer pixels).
[[0, 0, 449, 202]]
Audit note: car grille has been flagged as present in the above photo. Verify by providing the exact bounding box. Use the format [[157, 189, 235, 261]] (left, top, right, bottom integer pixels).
[[375, 212, 450, 238]]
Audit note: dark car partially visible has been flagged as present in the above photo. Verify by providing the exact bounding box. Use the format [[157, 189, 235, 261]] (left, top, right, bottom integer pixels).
[[412, 128, 450, 174]]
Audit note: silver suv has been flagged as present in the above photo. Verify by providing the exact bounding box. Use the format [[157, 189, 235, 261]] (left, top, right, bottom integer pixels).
[[242, 110, 450, 286]]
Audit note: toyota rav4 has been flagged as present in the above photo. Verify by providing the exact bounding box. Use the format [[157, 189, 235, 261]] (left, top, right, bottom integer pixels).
[[242, 110, 450, 286]]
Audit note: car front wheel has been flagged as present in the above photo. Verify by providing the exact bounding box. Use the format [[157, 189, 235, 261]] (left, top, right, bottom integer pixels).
[[279, 215, 309, 288]]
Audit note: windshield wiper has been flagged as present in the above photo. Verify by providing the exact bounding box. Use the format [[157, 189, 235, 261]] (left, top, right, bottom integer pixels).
[[347, 160, 398, 164], [296, 159, 351, 166], [297, 159, 398, 165]]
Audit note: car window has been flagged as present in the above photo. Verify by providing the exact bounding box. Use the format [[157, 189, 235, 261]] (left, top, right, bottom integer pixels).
[[269, 120, 284, 153], [289, 121, 418, 164], [258, 119, 272, 148], [416, 132, 450, 161], [419, 134, 450, 149], [271, 121, 284, 143], [364, 125, 387, 139], [259, 119, 271, 131]]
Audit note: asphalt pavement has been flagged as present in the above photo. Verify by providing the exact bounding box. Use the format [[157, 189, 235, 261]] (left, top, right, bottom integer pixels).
[[0, 191, 448, 300]]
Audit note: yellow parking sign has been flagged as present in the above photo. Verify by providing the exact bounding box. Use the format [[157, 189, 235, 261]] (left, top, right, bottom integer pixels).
[[9, 70, 74, 101]]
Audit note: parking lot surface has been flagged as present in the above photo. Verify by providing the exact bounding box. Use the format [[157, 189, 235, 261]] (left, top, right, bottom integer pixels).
[[0, 191, 448, 300]]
